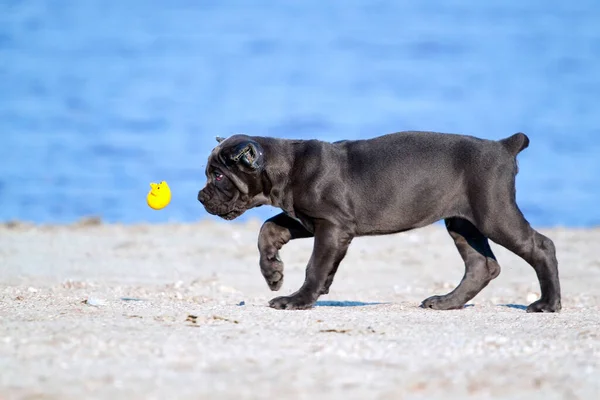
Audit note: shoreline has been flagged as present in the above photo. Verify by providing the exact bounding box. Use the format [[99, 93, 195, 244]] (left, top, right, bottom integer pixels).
[[3, 214, 599, 229]]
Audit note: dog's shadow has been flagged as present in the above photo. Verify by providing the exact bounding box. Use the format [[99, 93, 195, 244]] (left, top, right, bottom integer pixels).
[[313, 301, 529, 309], [315, 300, 387, 307], [499, 303, 528, 310]]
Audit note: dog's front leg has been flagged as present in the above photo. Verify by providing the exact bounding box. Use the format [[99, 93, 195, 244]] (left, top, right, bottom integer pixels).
[[268, 222, 353, 310], [258, 213, 313, 291]]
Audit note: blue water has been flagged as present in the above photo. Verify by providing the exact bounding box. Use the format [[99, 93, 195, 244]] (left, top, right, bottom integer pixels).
[[2, 0, 599, 227]]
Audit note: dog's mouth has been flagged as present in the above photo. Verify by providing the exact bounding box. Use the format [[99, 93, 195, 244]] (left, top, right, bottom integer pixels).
[[200, 201, 244, 220], [218, 209, 244, 220], [198, 187, 245, 220], [201, 203, 243, 220]]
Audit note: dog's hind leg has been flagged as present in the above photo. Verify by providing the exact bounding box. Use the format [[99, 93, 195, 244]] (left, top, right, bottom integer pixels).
[[421, 217, 501, 310], [476, 133, 560, 312], [477, 205, 561, 313], [258, 212, 313, 291]]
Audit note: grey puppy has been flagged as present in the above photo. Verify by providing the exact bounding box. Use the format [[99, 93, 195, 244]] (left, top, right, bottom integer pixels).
[[198, 131, 561, 313]]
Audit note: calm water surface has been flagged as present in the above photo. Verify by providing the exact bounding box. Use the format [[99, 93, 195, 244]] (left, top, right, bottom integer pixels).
[[2, 0, 599, 227]]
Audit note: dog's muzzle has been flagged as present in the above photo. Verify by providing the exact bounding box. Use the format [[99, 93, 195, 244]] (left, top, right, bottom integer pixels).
[[198, 187, 243, 220], [198, 187, 219, 213], [197, 188, 210, 205]]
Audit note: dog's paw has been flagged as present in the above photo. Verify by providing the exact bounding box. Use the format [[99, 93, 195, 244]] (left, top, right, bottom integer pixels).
[[263, 271, 284, 291], [526, 299, 561, 313], [268, 294, 315, 310], [420, 295, 465, 310], [260, 255, 284, 291]]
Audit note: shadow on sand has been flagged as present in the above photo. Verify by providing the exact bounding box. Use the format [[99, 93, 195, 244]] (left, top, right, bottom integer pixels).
[[315, 300, 387, 307], [499, 304, 528, 310], [311, 301, 529, 309]]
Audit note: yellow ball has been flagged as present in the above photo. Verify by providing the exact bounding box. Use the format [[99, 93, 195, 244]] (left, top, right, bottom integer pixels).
[[146, 181, 171, 210]]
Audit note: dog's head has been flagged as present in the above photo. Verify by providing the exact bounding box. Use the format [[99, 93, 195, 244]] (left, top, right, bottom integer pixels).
[[198, 135, 269, 220]]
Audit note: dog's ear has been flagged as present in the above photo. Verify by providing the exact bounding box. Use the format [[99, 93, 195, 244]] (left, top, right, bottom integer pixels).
[[216, 136, 226, 143], [230, 141, 264, 171]]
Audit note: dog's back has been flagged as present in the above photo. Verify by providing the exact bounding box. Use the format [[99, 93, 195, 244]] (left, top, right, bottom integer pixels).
[[330, 131, 528, 234]]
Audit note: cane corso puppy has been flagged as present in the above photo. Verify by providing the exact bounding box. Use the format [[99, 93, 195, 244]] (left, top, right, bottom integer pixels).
[[198, 131, 561, 313]]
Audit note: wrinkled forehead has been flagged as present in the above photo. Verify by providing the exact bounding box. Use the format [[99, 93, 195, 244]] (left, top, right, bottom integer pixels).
[[205, 145, 222, 175], [204, 135, 251, 175], [209, 145, 222, 163], [205, 137, 236, 173]]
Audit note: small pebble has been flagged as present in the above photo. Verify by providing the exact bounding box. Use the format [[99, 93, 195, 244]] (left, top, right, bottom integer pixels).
[[526, 292, 539, 303], [84, 297, 106, 307]]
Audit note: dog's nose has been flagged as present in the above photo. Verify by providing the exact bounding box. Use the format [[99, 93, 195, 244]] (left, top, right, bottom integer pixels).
[[198, 190, 208, 204]]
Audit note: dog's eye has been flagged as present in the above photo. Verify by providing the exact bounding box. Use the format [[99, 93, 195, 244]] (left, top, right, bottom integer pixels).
[[214, 172, 223, 181]]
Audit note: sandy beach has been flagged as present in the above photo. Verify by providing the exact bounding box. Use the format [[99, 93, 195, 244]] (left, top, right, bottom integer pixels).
[[1, 219, 599, 399]]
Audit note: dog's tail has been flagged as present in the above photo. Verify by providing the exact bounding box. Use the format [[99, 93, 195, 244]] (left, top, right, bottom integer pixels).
[[500, 132, 530, 156]]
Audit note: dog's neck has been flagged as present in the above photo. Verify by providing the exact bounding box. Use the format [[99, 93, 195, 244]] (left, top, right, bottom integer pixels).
[[256, 137, 303, 216]]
